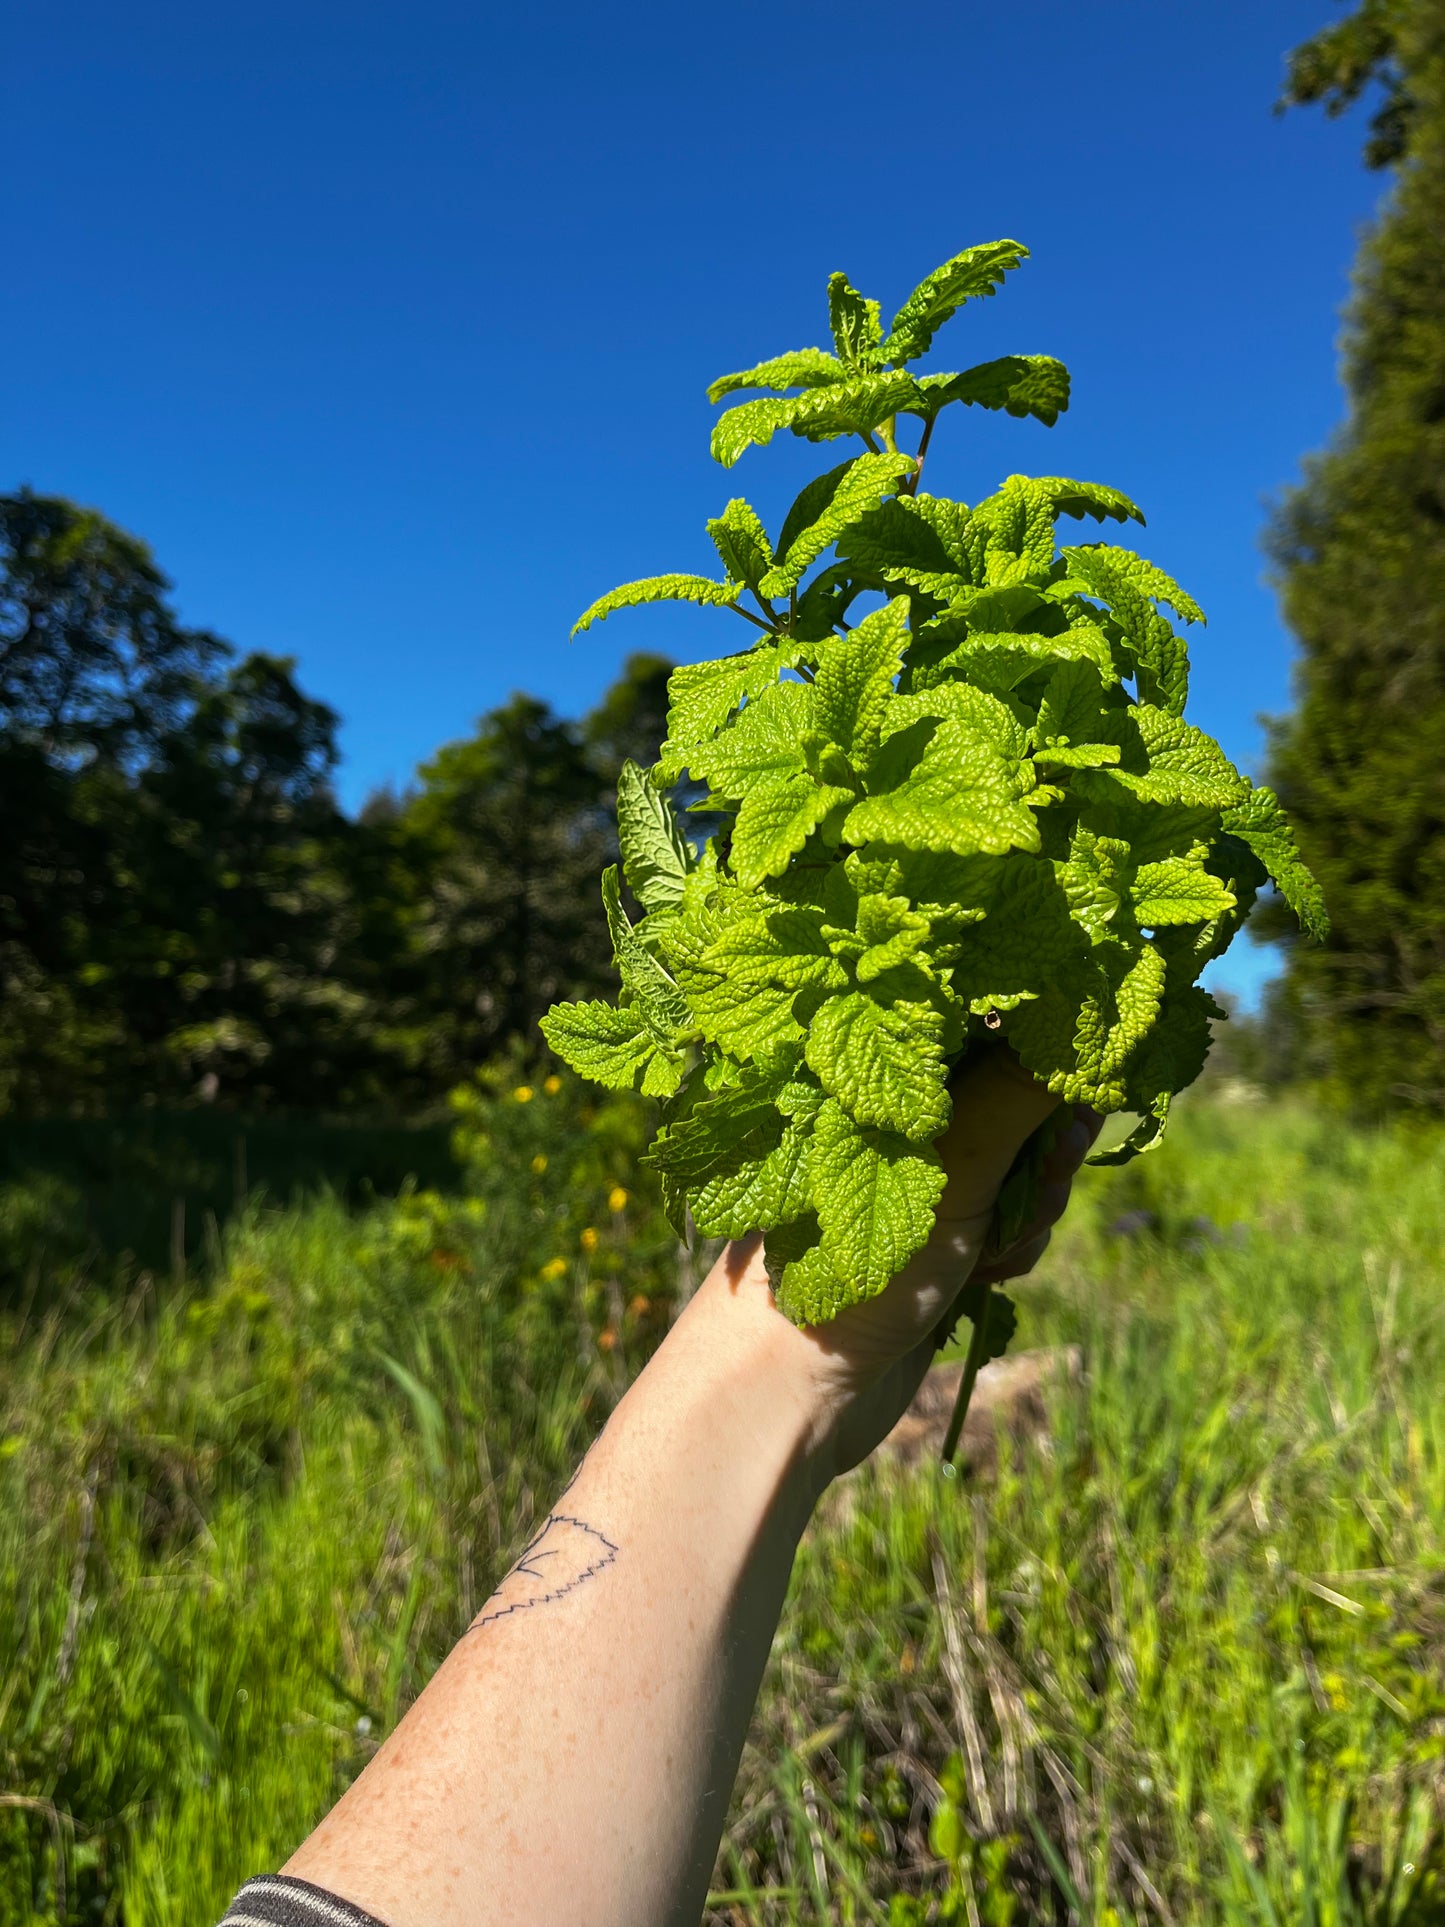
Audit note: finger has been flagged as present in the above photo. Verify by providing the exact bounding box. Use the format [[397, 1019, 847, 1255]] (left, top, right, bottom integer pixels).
[[972, 1224, 1052, 1285], [935, 1046, 1061, 1222], [1041, 1104, 1104, 1183]]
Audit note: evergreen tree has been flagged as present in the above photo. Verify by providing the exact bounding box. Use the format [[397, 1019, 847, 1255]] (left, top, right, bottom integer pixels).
[[1266, 0, 1445, 1110]]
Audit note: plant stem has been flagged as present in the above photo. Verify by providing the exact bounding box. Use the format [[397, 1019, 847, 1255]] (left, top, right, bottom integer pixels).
[[940, 1281, 992, 1468], [727, 603, 775, 635], [908, 414, 937, 495]]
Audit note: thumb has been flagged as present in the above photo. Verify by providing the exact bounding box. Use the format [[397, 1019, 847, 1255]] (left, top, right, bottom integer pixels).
[[933, 1045, 1061, 1225]]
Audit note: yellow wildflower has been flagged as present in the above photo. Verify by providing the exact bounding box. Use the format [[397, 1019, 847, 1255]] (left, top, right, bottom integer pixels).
[[607, 1186, 628, 1214], [543, 1074, 562, 1095], [540, 1256, 568, 1282], [513, 1084, 534, 1103], [531, 1153, 548, 1174], [580, 1226, 599, 1253]]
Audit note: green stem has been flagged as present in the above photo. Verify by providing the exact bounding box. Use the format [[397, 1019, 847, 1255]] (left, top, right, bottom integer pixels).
[[727, 602, 775, 635], [908, 413, 937, 495], [941, 1280, 992, 1468]]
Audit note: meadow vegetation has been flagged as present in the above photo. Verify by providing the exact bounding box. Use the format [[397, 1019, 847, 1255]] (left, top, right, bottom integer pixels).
[[3, 1080, 1443, 1926]]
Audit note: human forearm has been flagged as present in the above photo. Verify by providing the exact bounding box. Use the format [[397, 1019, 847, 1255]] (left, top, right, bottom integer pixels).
[[284, 1240, 835, 1927]]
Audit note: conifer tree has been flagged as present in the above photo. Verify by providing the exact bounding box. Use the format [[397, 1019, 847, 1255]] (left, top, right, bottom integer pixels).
[[1267, 0, 1445, 1110]]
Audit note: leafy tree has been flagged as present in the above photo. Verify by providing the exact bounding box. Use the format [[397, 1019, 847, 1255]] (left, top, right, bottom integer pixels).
[[0, 491, 228, 1109], [1266, 0, 1445, 1110], [396, 695, 618, 1088], [0, 489, 227, 763], [1278, 0, 1416, 169]]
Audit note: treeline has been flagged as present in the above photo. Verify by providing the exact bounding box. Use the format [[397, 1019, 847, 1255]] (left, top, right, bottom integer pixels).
[[1266, 0, 1445, 1112], [1, 488, 668, 1116]]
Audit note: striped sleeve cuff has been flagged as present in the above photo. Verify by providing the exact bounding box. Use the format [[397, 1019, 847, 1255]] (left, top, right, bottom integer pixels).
[[221, 1875, 391, 1927]]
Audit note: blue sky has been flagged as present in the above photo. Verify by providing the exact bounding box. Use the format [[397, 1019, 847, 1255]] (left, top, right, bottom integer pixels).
[[4, 0, 1387, 1003]]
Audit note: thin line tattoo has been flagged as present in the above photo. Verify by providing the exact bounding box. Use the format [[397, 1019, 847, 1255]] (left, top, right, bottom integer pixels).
[[468, 1511, 619, 1631]]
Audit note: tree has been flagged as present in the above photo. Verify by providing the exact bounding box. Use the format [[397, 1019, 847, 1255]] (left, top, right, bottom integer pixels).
[[397, 694, 617, 1088], [0, 489, 227, 764], [1265, 0, 1445, 1111]]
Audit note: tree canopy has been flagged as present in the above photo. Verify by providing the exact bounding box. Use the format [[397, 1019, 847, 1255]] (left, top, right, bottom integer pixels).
[[0, 490, 674, 1116], [1266, 0, 1445, 1110]]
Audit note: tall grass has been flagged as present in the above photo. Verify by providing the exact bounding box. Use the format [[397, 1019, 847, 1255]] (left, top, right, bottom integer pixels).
[[2, 1091, 1443, 1924]]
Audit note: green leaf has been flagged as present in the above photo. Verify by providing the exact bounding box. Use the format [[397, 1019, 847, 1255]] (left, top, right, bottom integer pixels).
[[1033, 659, 1110, 750], [804, 988, 950, 1142], [917, 355, 1071, 427], [706, 348, 846, 404], [759, 453, 916, 597], [539, 999, 679, 1094], [1056, 826, 1132, 942], [601, 865, 692, 1043], [658, 645, 785, 782], [1131, 855, 1237, 927], [706, 499, 774, 591], [835, 496, 959, 586], [711, 373, 924, 468], [703, 905, 848, 993], [1134, 707, 1250, 807], [616, 760, 693, 912], [844, 719, 1040, 857], [647, 1075, 814, 1238], [949, 856, 1089, 1008], [1013, 941, 1167, 1108], [788, 1100, 947, 1314], [573, 573, 740, 635], [887, 681, 1030, 763], [881, 239, 1031, 363], [814, 597, 910, 767], [974, 477, 1059, 578], [827, 273, 883, 367], [1223, 786, 1329, 941], [1061, 544, 1206, 626], [688, 678, 811, 799], [732, 774, 852, 888], [853, 893, 932, 982], [1028, 477, 1145, 525]]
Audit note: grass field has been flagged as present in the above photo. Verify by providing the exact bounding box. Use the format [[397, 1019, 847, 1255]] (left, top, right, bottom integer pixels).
[[3, 1084, 1443, 1925]]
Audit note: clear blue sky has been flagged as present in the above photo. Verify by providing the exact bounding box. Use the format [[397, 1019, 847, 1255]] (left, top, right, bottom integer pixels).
[[4, 0, 1387, 1003]]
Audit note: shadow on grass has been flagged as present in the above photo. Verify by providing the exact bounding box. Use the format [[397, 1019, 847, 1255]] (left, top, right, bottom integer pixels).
[[0, 1111, 461, 1292]]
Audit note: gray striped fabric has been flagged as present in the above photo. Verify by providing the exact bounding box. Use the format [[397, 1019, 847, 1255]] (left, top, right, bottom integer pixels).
[[221, 1875, 389, 1926]]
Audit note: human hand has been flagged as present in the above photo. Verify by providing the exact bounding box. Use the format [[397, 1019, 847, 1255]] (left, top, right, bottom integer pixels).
[[778, 1048, 1102, 1477]]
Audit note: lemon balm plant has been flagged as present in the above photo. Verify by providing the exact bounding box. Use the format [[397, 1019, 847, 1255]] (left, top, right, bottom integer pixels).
[[542, 240, 1324, 1360]]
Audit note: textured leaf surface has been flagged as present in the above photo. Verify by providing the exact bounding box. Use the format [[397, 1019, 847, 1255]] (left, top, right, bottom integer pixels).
[[814, 597, 910, 767], [573, 573, 739, 635], [791, 1100, 946, 1313], [538, 1000, 661, 1091], [882, 240, 1029, 363], [706, 348, 845, 403], [706, 499, 774, 590], [1224, 786, 1329, 940], [711, 374, 923, 466], [844, 719, 1039, 856], [918, 355, 1071, 427], [805, 989, 950, 1141], [827, 273, 883, 367], [601, 866, 692, 1041], [1131, 856, 1237, 927], [617, 761, 693, 912], [760, 453, 915, 596], [658, 647, 785, 780], [732, 774, 851, 887]]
